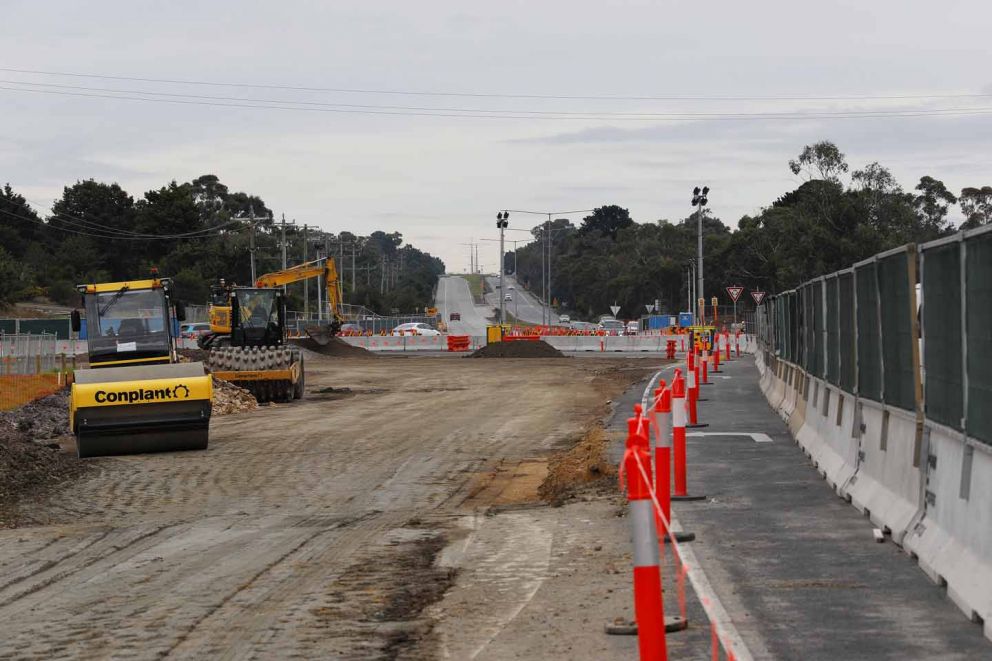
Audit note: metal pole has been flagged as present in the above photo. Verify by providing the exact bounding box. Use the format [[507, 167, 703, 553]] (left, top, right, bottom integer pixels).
[[249, 204, 257, 283], [499, 223, 505, 324], [697, 202, 704, 318], [352, 243, 356, 293], [280, 213, 288, 293], [303, 224, 309, 317]]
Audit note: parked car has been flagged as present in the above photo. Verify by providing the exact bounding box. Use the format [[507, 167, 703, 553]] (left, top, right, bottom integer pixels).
[[390, 322, 441, 337], [558, 314, 571, 324], [179, 322, 211, 339], [449, 312, 461, 321], [625, 321, 640, 336], [504, 294, 512, 301]]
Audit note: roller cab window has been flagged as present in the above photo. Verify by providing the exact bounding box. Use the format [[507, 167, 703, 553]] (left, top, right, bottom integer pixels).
[[86, 288, 171, 366]]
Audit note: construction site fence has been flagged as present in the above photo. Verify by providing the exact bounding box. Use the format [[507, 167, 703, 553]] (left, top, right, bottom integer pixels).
[[0, 332, 75, 411], [753, 223, 992, 643]]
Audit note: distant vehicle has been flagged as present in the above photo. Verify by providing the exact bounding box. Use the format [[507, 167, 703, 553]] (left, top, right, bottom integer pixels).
[[390, 322, 441, 337], [508, 285, 515, 290], [558, 314, 571, 324], [625, 321, 639, 336], [449, 312, 461, 321], [179, 322, 211, 339], [504, 294, 512, 301], [598, 318, 625, 336], [495, 283, 501, 289]]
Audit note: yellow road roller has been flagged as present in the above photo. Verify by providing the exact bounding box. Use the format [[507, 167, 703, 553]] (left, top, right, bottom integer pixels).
[[69, 276, 212, 458]]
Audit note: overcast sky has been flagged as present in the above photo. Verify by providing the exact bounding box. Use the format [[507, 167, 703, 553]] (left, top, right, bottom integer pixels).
[[1, 0, 989, 272]]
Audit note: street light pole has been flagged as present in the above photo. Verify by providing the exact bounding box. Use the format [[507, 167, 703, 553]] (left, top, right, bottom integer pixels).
[[691, 186, 709, 322], [497, 211, 509, 324]]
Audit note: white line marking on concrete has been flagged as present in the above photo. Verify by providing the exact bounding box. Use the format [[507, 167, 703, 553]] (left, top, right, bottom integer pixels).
[[687, 432, 774, 444]]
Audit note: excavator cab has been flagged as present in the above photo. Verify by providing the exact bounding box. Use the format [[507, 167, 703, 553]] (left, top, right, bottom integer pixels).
[[69, 277, 212, 458]]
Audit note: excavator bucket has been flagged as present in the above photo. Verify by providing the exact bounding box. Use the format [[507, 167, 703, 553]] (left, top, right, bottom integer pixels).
[[305, 325, 337, 346], [70, 362, 212, 458]]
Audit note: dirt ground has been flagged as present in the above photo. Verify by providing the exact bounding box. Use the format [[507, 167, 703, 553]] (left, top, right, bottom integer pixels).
[[0, 353, 660, 659]]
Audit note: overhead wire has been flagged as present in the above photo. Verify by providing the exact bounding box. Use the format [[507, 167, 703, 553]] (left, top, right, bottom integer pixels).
[[1, 66, 989, 102], [2, 82, 992, 121]]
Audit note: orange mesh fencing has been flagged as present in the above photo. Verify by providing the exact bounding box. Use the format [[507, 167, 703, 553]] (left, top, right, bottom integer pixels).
[[0, 374, 64, 411]]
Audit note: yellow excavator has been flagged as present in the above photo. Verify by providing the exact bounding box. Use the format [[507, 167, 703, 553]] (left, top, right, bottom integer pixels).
[[197, 259, 343, 402], [69, 276, 212, 458]]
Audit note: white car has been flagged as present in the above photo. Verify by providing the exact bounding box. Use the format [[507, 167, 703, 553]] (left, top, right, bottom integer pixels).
[[504, 294, 512, 301], [390, 322, 441, 336], [558, 314, 571, 324]]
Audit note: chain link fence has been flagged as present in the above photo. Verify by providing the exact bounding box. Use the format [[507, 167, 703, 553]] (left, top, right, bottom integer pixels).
[[0, 332, 74, 410]]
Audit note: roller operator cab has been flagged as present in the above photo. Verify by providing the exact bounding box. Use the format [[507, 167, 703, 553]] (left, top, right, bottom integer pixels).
[[69, 277, 212, 458]]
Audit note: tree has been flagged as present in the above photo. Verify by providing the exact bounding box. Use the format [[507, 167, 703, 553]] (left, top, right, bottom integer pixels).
[[0, 184, 43, 259], [959, 186, 992, 229], [913, 176, 956, 234], [789, 141, 849, 183], [0, 246, 25, 307], [579, 205, 633, 239]]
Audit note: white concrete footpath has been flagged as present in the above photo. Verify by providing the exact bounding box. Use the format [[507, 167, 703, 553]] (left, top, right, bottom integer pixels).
[[756, 350, 992, 642]]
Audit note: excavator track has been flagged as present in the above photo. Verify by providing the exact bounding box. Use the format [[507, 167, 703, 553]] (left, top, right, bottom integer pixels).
[[206, 346, 304, 404]]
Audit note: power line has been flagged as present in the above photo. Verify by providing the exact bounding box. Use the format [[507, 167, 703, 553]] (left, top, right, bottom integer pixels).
[[0, 203, 244, 240], [3, 84, 992, 121], [1, 66, 989, 102], [5, 80, 990, 118]]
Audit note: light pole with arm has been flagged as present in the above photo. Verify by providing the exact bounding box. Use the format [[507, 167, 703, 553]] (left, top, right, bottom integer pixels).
[[497, 212, 509, 324]]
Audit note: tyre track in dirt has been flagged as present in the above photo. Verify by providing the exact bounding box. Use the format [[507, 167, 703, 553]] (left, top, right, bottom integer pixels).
[[0, 356, 654, 659]]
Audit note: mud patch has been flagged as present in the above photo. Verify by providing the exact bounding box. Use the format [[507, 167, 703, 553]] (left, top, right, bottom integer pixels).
[[461, 459, 549, 509], [538, 426, 613, 505], [309, 530, 457, 659], [309, 386, 388, 401]]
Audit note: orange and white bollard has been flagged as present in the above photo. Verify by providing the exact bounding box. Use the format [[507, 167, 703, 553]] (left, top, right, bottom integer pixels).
[[712, 339, 721, 372], [652, 382, 671, 528], [672, 376, 706, 502], [622, 408, 667, 660], [725, 332, 731, 361], [701, 348, 711, 384]]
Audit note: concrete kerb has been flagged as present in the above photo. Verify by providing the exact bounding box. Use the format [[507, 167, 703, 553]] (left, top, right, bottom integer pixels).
[[904, 425, 992, 641]]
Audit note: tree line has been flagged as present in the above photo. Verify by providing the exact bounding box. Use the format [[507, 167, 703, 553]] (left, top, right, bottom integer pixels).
[[506, 141, 990, 321], [0, 174, 445, 313]]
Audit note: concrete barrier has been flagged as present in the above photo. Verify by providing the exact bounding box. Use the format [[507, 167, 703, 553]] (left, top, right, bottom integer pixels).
[[904, 427, 992, 639], [843, 402, 923, 544]]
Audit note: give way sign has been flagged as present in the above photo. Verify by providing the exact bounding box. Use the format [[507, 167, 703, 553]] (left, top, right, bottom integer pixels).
[[609, 304, 621, 316], [726, 286, 744, 302], [751, 291, 766, 305]]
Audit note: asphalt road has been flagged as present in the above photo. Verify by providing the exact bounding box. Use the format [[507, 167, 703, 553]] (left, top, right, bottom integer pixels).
[[436, 274, 492, 336], [484, 274, 550, 325], [619, 355, 992, 659]]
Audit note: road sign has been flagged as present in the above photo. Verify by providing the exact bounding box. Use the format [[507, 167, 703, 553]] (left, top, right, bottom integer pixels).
[[751, 291, 766, 305], [726, 286, 744, 302], [610, 304, 621, 317]]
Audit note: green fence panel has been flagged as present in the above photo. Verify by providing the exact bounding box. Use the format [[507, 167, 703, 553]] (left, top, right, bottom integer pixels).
[[826, 277, 840, 386], [878, 250, 916, 412], [856, 262, 883, 401], [922, 242, 963, 430], [966, 230, 992, 446], [17, 318, 71, 339], [812, 280, 825, 378], [0, 319, 16, 334], [804, 285, 815, 372], [838, 272, 856, 392]]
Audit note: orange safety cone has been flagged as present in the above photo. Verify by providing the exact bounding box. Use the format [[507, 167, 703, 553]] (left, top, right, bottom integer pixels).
[[620, 409, 668, 661], [671, 376, 706, 502]]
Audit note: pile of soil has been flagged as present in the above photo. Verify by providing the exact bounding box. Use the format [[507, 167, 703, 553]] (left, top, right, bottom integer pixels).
[[469, 339, 565, 359], [177, 348, 209, 363], [538, 426, 613, 504], [0, 390, 70, 440], [0, 389, 82, 527], [290, 336, 373, 357], [211, 377, 259, 416]]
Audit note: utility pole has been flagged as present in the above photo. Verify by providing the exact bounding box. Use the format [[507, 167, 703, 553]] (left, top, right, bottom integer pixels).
[[351, 243, 356, 293], [303, 224, 309, 317], [249, 204, 257, 283], [691, 186, 710, 323], [497, 211, 509, 323]]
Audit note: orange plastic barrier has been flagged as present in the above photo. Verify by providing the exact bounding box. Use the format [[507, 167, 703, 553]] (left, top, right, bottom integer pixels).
[[446, 335, 471, 352]]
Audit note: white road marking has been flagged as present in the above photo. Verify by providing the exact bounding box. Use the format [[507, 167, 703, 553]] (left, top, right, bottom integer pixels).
[[687, 432, 774, 444]]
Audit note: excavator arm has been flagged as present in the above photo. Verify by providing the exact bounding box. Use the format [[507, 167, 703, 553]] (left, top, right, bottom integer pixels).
[[255, 259, 343, 322]]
